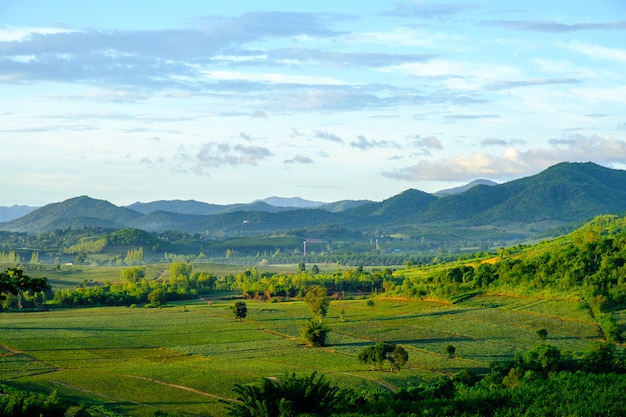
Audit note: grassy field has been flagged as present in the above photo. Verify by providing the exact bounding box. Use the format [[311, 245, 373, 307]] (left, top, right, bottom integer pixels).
[[0, 294, 603, 417]]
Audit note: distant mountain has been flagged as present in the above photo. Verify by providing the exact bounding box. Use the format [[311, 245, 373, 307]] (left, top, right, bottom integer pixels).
[[320, 200, 372, 213], [3, 162, 626, 238], [255, 196, 326, 208], [127, 200, 225, 216], [0, 205, 38, 222], [434, 179, 497, 197], [128, 199, 294, 216], [1, 196, 143, 233]]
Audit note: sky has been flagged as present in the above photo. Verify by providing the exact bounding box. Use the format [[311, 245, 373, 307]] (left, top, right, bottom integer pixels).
[[1, 0, 625, 207]]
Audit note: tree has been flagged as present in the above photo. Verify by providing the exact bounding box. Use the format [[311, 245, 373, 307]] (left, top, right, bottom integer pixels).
[[170, 261, 192, 281], [536, 328, 548, 340], [445, 344, 456, 358], [120, 266, 145, 283], [366, 299, 375, 310], [304, 285, 330, 323], [358, 342, 408, 372], [0, 268, 49, 305], [302, 319, 330, 347], [233, 301, 248, 321], [148, 288, 165, 307], [223, 372, 346, 417]]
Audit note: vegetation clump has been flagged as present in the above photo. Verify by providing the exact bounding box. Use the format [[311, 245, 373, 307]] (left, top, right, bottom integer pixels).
[[357, 342, 409, 372], [223, 372, 347, 417]]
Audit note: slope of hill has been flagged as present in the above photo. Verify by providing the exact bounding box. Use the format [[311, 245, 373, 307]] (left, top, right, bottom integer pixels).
[[127, 200, 226, 216], [415, 162, 626, 224], [320, 200, 372, 213], [434, 179, 497, 197], [255, 196, 326, 208], [0, 196, 143, 233], [347, 189, 437, 221]]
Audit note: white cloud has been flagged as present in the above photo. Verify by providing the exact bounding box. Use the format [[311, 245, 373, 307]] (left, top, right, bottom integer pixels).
[[202, 70, 347, 85], [382, 135, 626, 181], [564, 41, 626, 63], [0, 26, 74, 42]]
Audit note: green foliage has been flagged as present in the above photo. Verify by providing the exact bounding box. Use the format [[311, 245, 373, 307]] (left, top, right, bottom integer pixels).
[[124, 247, 144, 264], [0, 251, 21, 264], [304, 285, 330, 323], [536, 328, 548, 340], [357, 342, 409, 372], [148, 288, 166, 307], [50, 268, 215, 307], [223, 372, 346, 417], [302, 319, 330, 347], [233, 301, 248, 321], [0, 385, 67, 417], [170, 261, 192, 281], [0, 268, 49, 302], [120, 266, 145, 283], [445, 344, 456, 358]]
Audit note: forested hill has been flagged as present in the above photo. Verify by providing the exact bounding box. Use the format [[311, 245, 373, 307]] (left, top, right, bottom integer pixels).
[[412, 162, 626, 224], [2, 162, 626, 236]]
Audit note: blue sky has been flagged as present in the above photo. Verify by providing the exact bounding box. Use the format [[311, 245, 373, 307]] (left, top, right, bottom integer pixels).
[[1, 0, 625, 206]]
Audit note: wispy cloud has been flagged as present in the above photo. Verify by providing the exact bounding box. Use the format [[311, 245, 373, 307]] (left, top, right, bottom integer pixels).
[[192, 141, 273, 173], [563, 41, 626, 63], [350, 135, 398, 150], [410, 135, 443, 149], [284, 154, 314, 164], [481, 137, 508, 146], [485, 20, 626, 33], [387, 2, 478, 19], [483, 78, 582, 91], [444, 114, 499, 121], [313, 130, 343, 143]]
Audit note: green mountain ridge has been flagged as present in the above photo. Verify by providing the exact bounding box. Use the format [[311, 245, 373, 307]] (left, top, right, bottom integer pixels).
[[2, 163, 626, 243]]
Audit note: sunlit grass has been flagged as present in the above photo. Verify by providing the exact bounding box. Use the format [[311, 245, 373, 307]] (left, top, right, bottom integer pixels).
[[0, 294, 607, 416]]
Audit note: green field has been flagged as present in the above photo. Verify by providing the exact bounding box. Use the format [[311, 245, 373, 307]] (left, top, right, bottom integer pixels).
[[0, 295, 603, 417]]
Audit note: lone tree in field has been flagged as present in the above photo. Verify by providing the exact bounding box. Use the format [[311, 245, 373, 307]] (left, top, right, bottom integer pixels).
[[233, 301, 248, 321], [302, 319, 330, 347], [302, 286, 331, 347], [358, 342, 408, 372], [304, 285, 330, 323], [0, 268, 49, 309], [445, 344, 456, 358], [536, 328, 548, 340]]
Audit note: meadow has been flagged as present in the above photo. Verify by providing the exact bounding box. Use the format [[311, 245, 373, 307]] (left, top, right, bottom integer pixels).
[[0, 293, 602, 416]]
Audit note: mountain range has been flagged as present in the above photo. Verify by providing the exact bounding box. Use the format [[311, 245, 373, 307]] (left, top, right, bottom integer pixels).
[[2, 162, 626, 240]]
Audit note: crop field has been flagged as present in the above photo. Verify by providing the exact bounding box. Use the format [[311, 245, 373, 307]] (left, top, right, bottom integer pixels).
[[0, 295, 604, 417]]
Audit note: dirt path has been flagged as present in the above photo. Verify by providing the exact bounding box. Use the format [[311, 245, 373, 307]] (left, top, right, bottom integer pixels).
[[125, 375, 235, 402]]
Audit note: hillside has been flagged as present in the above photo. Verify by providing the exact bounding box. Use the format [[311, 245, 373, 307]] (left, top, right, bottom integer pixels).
[[1, 196, 143, 233], [434, 178, 497, 197], [414, 162, 626, 224]]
